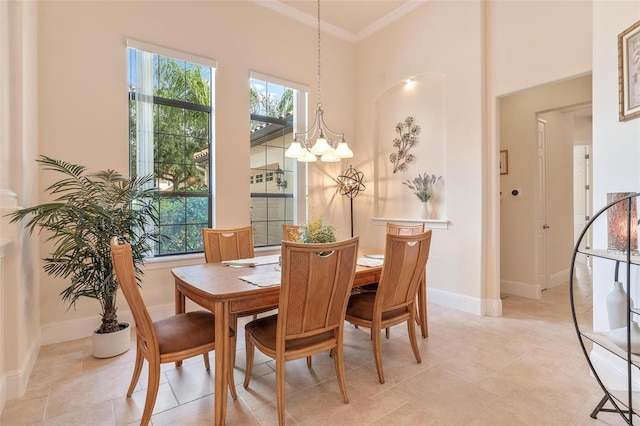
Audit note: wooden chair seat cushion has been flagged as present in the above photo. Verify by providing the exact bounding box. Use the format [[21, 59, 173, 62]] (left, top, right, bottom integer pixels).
[[346, 293, 408, 322], [245, 314, 335, 352], [155, 311, 230, 354]]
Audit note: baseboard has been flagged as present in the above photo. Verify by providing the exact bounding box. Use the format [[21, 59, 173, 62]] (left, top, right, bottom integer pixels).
[[501, 279, 541, 299], [41, 303, 174, 345], [4, 329, 40, 402], [483, 298, 503, 317], [428, 287, 483, 316], [590, 345, 640, 391], [549, 269, 569, 288]]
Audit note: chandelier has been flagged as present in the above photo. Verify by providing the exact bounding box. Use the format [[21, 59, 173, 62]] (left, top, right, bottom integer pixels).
[[285, 0, 354, 163]]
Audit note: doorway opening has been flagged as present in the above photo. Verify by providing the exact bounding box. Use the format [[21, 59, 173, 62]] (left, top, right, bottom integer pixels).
[[498, 74, 592, 301]]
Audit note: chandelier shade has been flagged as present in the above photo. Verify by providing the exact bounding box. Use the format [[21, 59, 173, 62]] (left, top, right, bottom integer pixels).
[[285, 0, 354, 163]]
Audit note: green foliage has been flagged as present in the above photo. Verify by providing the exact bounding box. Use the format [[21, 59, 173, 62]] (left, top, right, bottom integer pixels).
[[301, 217, 336, 244], [129, 55, 211, 192], [7, 156, 159, 333], [249, 85, 294, 117]]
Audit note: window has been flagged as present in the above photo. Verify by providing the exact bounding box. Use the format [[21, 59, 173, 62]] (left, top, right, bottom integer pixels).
[[128, 41, 216, 256], [250, 74, 304, 247]]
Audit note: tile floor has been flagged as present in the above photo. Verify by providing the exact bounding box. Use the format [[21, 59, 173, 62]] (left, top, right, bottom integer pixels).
[[0, 263, 634, 425]]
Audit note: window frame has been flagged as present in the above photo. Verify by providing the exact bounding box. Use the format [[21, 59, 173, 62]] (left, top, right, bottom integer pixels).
[[127, 39, 217, 257], [249, 71, 309, 247]]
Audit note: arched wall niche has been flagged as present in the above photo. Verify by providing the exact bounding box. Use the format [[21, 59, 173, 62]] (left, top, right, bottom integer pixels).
[[374, 73, 447, 221]]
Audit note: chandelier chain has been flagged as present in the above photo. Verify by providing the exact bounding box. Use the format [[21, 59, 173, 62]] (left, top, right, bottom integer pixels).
[[284, 0, 353, 162], [317, 0, 321, 107]]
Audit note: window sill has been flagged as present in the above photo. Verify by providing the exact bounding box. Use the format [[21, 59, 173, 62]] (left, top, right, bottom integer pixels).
[[141, 245, 282, 271], [371, 217, 449, 230], [142, 252, 205, 271]]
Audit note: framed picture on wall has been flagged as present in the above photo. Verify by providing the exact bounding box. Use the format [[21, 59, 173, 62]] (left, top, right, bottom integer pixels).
[[500, 150, 508, 175], [619, 19, 640, 121]]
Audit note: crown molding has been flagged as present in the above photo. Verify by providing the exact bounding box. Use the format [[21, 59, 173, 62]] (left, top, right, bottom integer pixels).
[[252, 1, 428, 44], [253, 0, 356, 43]]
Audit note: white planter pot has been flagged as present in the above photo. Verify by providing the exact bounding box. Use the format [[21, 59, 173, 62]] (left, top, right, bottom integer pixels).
[[92, 322, 131, 358]]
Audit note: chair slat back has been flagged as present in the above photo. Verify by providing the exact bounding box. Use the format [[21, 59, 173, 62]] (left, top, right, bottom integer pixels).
[[202, 226, 254, 263], [279, 238, 359, 340], [377, 231, 432, 312], [386, 222, 424, 235], [282, 224, 301, 242], [110, 237, 158, 352]]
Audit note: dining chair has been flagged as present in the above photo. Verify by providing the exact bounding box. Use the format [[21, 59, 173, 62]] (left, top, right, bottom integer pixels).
[[202, 226, 274, 370], [282, 224, 301, 242], [358, 223, 426, 339], [345, 230, 432, 384], [110, 236, 236, 426], [243, 237, 359, 426], [386, 222, 424, 236], [387, 223, 429, 337], [202, 226, 255, 263]]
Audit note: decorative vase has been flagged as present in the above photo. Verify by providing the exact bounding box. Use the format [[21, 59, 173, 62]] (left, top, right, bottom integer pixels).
[[607, 281, 633, 330], [92, 322, 131, 358], [609, 322, 640, 354], [420, 201, 431, 219]]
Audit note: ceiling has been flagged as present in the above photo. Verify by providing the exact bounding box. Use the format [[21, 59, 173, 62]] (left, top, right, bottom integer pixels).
[[254, 1, 426, 43]]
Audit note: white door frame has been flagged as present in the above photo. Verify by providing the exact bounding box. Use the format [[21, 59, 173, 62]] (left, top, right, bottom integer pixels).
[[536, 118, 549, 293]]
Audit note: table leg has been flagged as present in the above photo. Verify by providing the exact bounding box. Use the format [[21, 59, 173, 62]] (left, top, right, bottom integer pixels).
[[175, 286, 186, 314], [214, 300, 229, 426], [417, 274, 428, 338], [175, 286, 187, 367]]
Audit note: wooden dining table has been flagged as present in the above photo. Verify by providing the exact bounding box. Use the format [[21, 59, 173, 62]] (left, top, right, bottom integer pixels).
[[171, 247, 426, 425]]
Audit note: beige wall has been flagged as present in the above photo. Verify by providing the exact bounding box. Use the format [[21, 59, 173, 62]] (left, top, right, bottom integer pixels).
[[592, 1, 640, 333], [354, 0, 593, 313], [34, 1, 355, 331], [490, 0, 592, 301], [490, 0, 592, 96], [354, 1, 486, 313]]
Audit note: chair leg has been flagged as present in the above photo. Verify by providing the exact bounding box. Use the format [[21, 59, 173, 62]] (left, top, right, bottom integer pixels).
[[228, 334, 238, 400], [334, 343, 349, 404], [127, 342, 144, 396], [307, 356, 312, 368], [203, 352, 210, 371], [276, 358, 286, 426], [140, 358, 160, 426], [418, 275, 428, 337], [372, 324, 385, 384], [407, 314, 422, 364], [385, 327, 390, 339], [243, 330, 255, 389]]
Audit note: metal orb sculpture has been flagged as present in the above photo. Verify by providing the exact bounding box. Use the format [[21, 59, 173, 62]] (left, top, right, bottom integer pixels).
[[337, 165, 366, 199], [337, 165, 365, 237]]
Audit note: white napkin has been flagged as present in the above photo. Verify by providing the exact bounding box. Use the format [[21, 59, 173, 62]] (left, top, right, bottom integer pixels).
[[239, 271, 281, 287], [364, 254, 384, 260], [222, 254, 280, 267], [357, 257, 384, 267]]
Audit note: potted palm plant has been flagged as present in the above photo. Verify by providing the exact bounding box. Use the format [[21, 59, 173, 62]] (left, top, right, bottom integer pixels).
[[7, 156, 159, 358]]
